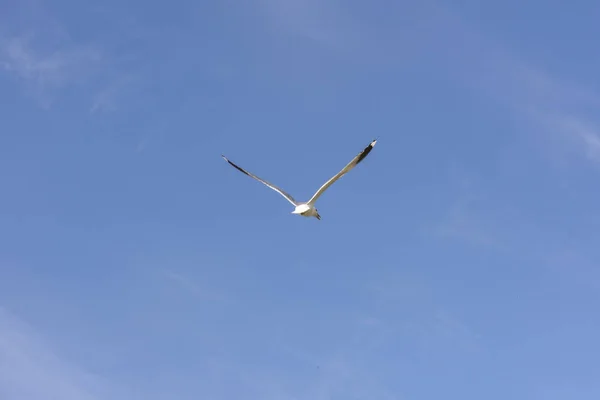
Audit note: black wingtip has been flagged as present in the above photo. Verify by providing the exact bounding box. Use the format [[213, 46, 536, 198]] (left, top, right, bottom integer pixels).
[[222, 156, 251, 176]]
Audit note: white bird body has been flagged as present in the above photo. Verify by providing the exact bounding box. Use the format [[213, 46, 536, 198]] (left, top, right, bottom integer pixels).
[[292, 203, 318, 218], [222, 139, 377, 220]]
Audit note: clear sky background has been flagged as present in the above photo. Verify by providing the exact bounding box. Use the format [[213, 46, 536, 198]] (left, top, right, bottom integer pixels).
[[1, 0, 600, 399]]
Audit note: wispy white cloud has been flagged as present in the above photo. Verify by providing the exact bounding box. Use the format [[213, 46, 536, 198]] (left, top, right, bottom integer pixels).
[[230, 351, 402, 400], [365, 271, 483, 354], [262, 279, 479, 400], [258, 0, 600, 166], [540, 112, 600, 164], [402, 6, 600, 259], [430, 202, 502, 249], [161, 268, 231, 303], [89, 73, 142, 114], [421, 166, 507, 250], [0, 35, 101, 87], [447, 19, 600, 167], [256, 0, 353, 47], [254, 0, 392, 60], [0, 2, 133, 110], [579, 125, 600, 163], [0, 33, 104, 107], [0, 306, 125, 400]]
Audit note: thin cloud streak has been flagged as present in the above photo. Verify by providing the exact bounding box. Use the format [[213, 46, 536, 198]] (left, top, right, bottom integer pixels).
[[487, 65, 600, 166], [161, 269, 231, 303], [0, 306, 125, 400], [0, 33, 104, 107], [0, 1, 134, 110], [450, 21, 600, 166], [0, 35, 101, 87], [258, 0, 600, 166], [550, 114, 600, 164], [256, 0, 354, 47]]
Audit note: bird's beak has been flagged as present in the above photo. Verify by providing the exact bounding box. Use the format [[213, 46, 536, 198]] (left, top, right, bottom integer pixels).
[[316, 213, 321, 220]]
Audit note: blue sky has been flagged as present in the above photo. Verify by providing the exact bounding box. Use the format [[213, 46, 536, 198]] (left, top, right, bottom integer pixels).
[[1, 0, 600, 398]]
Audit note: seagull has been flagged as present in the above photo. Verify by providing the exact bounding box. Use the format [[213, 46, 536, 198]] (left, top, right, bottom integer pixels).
[[221, 138, 377, 220]]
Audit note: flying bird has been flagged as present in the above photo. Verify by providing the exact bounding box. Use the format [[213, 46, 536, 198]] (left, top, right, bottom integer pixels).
[[221, 138, 377, 220]]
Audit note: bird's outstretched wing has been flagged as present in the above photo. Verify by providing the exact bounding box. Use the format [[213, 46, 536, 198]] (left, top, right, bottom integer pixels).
[[307, 139, 377, 206], [221, 155, 298, 206]]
